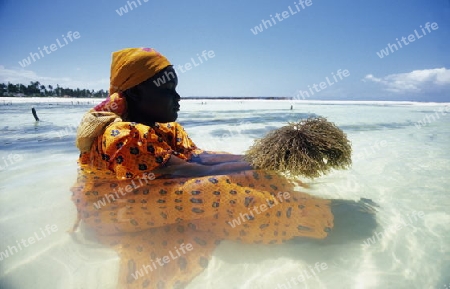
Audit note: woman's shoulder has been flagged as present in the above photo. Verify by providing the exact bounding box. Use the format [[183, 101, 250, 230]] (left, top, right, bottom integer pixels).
[[106, 121, 183, 130], [154, 122, 184, 129], [153, 122, 188, 135], [104, 121, 186, 140], [105, 121, 151, 135]]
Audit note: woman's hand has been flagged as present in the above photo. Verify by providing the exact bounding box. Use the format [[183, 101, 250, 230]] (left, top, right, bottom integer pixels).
[[191, 152, 245, 165], [153, 155, 252, 177]]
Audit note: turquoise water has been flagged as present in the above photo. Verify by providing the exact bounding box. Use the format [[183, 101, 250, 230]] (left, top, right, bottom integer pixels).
[[0, 98, 449, 289]]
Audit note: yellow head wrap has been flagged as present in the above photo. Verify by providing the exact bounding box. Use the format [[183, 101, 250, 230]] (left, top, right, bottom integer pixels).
[[109, 47, 171, 96], [75, 48, 171, 153]]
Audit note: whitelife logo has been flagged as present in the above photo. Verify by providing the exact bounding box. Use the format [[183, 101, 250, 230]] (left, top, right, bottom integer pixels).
[[152, 50, 216, 87], [93, 172, 156, 210], [18, 31, 81, 68], [115, 0, 149, 16], [250, 0, 313, 35], [376, 22, 439, 59], [227, 192, 291, 228], [0, 224, 58, 261], [131, 243, 194, 280], [294, 69, 350, 100], [0, 153, 23, 171], [362, 211, 425, 247]]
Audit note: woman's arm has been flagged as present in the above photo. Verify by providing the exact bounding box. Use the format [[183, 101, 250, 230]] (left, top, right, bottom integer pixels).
[[191, 151, 245, 165], [153, 155, 252, 177]]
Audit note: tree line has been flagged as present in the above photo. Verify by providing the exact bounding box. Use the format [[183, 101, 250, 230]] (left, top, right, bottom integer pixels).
[[0, 81, 107, 98]]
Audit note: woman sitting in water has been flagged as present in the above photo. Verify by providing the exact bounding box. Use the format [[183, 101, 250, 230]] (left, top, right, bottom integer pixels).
[[72, 48, 334, 289]]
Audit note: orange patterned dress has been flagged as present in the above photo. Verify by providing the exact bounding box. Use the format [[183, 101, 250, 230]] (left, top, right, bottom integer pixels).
[[71, 121, 333, 289]]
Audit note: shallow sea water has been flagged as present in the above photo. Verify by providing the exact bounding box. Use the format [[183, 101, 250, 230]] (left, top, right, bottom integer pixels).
[[0, 98, 449, 289]]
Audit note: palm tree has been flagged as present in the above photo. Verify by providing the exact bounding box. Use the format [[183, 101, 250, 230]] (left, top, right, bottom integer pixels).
[[40, 85, 46, 96], [48, 85, 53, 95], [7, 82, 17, 94], [0, 83, 6, 96], [20, 84, 28, 95], [27, 81, 40, 95]]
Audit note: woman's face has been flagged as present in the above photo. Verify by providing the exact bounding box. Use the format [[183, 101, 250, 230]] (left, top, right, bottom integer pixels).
[[126, 66, 181, 125]]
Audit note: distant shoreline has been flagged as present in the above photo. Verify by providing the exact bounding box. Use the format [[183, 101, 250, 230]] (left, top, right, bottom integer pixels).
[[1, 96, 448, 106], [1, 96, 290, 100]]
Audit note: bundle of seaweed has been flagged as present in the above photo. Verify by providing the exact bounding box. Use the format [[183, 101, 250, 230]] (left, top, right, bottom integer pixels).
[[245, 117, 352, 178]]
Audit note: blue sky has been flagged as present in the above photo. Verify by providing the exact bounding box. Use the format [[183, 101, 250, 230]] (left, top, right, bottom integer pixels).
[[0, 0, 449, 101]]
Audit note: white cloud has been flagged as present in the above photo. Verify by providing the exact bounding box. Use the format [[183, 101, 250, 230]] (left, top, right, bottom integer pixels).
[[0, 66, 108, 90], [362, 68, 450, 94], [363, 74, 382, 83]]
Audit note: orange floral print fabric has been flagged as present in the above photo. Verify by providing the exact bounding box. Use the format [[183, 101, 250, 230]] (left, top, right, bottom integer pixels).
[[79, 121, 202, 179], [71, 121, 334, 289]]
